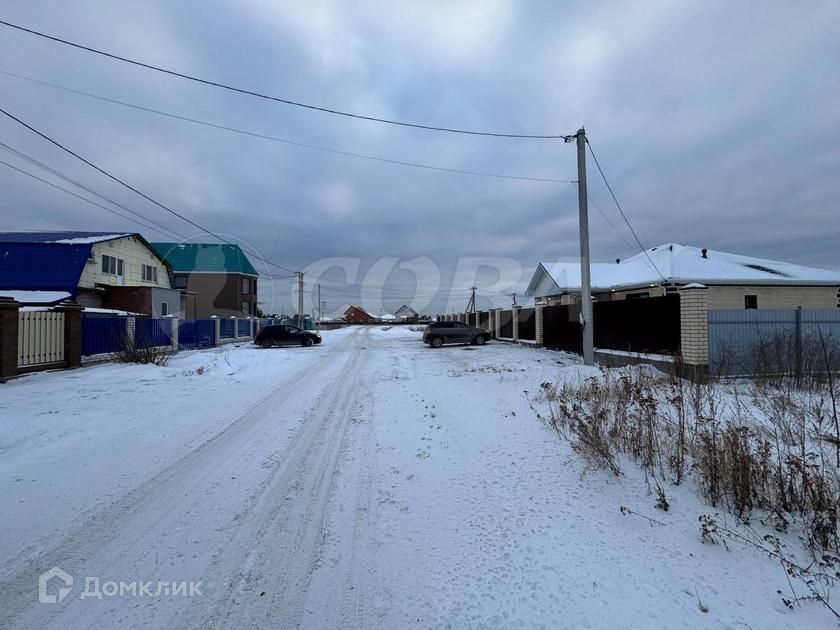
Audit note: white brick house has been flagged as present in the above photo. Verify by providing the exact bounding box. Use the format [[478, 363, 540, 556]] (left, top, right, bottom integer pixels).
[[525, 243, 840, 310]]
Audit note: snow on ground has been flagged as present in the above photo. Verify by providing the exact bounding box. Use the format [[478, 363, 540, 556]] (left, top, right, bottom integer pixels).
[[0, 326, 833, 628]]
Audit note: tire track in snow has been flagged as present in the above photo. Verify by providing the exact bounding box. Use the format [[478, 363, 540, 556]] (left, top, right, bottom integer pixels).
[[186, 327, 372, 629], [0, 329, 364, 629]]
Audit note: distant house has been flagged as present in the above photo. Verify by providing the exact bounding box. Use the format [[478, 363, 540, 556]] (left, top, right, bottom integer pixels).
[[344, 305, 376, 324], [525, 243, 840, 309], [0, 231, 181, 316], [152, 243, 258, 318], [394, 304, 419, 322]]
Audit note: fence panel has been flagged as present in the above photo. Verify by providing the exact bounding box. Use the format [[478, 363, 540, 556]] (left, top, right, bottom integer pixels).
[[237, 319, 251, 337], [178, 319, 216, 349], [134, 318, 172, 349], [220, 319, 235, 339], [82, 316, 126, 356], [18, 311, 65, 366], [518, 308, 536, 340], [708, 309, 840, 376], [592, 293, 681, 354], [499, 310, 513, 338], [542, 304, 582, 353], [478, 311, 490, 331]]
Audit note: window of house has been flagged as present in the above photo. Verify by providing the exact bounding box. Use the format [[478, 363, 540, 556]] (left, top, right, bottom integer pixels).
[[141, 264, 158, 283], [745, 295, 758, 309], [174, 275, 188, 289], [626, 291, 650, 300], [161, 301, 169, 316], [241, 302, 250, 315], [101, 254, 124, 276], [242, 278, 250, 293]]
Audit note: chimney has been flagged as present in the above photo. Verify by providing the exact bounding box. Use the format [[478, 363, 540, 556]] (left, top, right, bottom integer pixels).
[[701, 248, 708, 259]]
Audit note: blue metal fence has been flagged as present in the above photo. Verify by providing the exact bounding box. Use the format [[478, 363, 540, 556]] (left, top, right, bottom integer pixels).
[[237, 319, 250, 337], [220, 319, 235, 339], [178, 319, 216, 349], [82, 316, 126, 356], [135, 318, 172, 349], [708, 309, 840, 376]]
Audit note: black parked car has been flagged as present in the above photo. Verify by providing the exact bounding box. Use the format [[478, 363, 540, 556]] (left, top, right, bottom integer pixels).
[[422, 321, 489, 348], [255, 325, 321, 348]]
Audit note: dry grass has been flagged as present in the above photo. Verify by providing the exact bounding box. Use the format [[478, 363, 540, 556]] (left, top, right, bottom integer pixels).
[[533, 365, 840, 557]]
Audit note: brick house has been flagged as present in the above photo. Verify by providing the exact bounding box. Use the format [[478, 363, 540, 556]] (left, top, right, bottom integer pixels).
[[151, 243, 258, 318], [344, 305, 376, 324], [526, 243, 840, 309]]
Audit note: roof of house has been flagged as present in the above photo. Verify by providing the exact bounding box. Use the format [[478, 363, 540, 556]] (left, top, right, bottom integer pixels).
[[0, 290, 73, 305], [0, 242, 93, 294], [526, 243, 840, 296], [0, 231, 132, 244], [344, 304, 375, 318], [151, 243, 258, 275], [394, 304, 418, 315]]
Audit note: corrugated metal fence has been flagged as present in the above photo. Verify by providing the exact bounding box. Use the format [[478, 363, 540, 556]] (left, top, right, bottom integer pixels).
[[708, 308, 840, 376], [18, 311, 65, 367]]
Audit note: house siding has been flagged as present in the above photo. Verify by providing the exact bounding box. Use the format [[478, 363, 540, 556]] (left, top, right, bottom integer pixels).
[[345, 307, 374, 323], [706, 285, 838, 309], [180, 273, 257, 318], [78, 236, 172, 290]]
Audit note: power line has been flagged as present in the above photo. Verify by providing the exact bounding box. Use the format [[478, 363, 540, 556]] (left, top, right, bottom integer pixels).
[[585, 138, 667, 283], [0, 141, 188, 240], [0, 19, 568, 140], [0, 157, 185, 239], [0, 105, 300, 274], [0, 70, 576, 184]]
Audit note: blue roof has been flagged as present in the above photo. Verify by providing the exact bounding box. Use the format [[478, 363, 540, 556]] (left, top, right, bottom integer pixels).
[[0, 231, 130, 244], [0, 242, 92, 293]]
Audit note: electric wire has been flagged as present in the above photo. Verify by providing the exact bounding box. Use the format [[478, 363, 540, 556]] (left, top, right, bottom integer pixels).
[[0, 157, 186, 240], [0, 19, 569, 139], [585, 138, 668, 283], [0, 105, 301, 274], [0, 70, 575, 184], [0, 141, 189, 240]]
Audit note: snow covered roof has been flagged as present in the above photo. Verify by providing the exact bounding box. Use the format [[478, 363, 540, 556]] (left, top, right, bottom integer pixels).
[[526, 243, 840, 296], [394, 304, 418, 316], [0, 290, 72, 305], [345, 304, 375, 318], [0, 231, 131, 244]]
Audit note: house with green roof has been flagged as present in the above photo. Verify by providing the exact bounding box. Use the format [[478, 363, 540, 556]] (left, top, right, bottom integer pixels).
[[151, 243, 259, 318]]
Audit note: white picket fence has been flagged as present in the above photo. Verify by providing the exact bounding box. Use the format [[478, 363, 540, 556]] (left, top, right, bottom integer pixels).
[[18, 311, 65, 367]]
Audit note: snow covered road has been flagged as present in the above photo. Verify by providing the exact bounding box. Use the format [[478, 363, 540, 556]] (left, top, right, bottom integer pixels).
[[0, 326, 830, 628]]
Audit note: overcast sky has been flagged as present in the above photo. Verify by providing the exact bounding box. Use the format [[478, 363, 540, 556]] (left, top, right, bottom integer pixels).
[[1, 1, 838, 315]]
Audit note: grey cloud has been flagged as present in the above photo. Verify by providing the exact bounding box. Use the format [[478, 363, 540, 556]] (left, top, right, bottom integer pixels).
[[1, 0, 838, 314]]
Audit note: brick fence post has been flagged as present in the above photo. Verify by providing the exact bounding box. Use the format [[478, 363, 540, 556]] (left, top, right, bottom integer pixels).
[[57, 302, 83, 369], [488, 309, 495, 338], [512, 305, 521, 341], [679, 284, 709, 376], [535, 304, 544, 347], [0, 297, 21, 381], [213, 317, 221, 346], [495, 308, 502, 339]]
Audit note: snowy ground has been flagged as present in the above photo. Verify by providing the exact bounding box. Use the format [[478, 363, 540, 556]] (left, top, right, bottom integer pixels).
[[0, 326, 833, 628]]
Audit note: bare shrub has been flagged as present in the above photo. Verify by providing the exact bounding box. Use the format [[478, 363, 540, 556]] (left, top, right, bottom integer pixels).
[[536, 365, 840, 559], [116, 326, 173, 366]]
